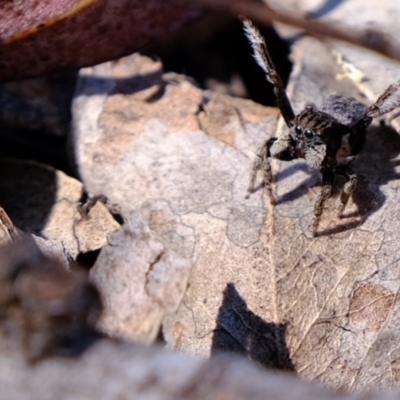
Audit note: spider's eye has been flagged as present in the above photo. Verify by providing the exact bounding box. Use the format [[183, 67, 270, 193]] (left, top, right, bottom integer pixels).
[[295, 125, 302, 135], [304, 129, 314, 140]]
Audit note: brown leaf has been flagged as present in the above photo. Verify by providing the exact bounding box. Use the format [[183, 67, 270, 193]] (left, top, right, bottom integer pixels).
[[90, 211, 192, 342], [0, 336, 374, 400], [0, 236, 399, 399], [0, 0, 201, 82], [0, 158, 120, 259], [71, 44, 400, 393], [0, 240, 101, 362]]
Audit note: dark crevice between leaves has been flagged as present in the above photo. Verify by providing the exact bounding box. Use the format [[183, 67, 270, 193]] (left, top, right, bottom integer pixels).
[[144, 251, 164, 298], [0, 158, 57, 235], [0, 125, 72, 175], [0, 241, 104, 363], [211, 283, 295, 372], [154, 327, 167, 346], [142, 15, 292, 107], [76, 249, 101, 270], [0, 70, 77, 177]]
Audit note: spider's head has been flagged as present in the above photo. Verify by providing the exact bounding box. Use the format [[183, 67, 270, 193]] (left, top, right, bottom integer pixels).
[[289, 104, 345, 169]]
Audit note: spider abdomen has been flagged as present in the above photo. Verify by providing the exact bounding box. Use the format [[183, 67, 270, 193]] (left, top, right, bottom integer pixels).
[[321, 95, 368, 127]]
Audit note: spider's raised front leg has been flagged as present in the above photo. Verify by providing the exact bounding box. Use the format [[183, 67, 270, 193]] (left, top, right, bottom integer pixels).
[[349, 80, 400, 155], [312, 168, 334, 235], [248, 135, 296, 204], [335, 165, 357, 217]]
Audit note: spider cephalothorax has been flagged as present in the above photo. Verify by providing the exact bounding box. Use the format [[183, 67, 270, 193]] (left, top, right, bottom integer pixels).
[[243, 18, 400, 235]]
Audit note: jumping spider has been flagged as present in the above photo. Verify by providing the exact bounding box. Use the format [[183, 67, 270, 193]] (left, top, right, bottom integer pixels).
[[243, 18, 400, 235]]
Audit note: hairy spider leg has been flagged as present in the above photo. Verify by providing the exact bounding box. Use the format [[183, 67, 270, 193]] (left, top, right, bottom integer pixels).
[[312, 168, 334, 235], [335, 165, 358, 217], [242, 18, 295, 127], [248, 137, 277, 203], [244, 18, 300, 204], [249, 135, 297, 205]]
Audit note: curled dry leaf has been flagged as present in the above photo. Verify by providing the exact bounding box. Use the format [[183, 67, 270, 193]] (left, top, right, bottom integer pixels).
[[72, 44, 400, 392], [0, 336, 375, 400], [0, 0, 201, 82], [90, 211, 192, 342], [0, 240, 102, 362], [0, 158, 120, 259]]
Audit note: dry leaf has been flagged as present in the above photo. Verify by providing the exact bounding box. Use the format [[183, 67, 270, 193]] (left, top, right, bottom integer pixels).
[[0, 336, 389, 400], [90, 211, 192, 342], [0, 158, 120, 259], [0, 0, 201, 82], [71, 43, 400, 392], [0, 240, 101, 362]]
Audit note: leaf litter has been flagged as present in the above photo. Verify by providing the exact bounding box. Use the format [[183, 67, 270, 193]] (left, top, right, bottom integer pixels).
[[3, 0, 400, 397]]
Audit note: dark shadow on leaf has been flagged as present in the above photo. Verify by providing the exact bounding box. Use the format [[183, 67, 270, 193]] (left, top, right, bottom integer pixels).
[[315, 218, 366, 237], [0, 158, 57, 234], [340, 125, 400, 230], [78, 71, 164, 97], [246, 165, 314, 202], [276, 175, 318, 205], [275, 125, 400, 236], [211, 283, 295, 372], [316, 174, 384, 236], [0, 126, 71, 174], [275, 162, 313, 182]]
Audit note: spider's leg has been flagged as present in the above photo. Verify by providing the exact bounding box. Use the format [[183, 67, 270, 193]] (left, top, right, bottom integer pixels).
[[243, 18, 297, 204], [242, 19, 295, 127], [364, 80, 400, 119], [312, 168, 334, 236], [248, 136, 296, 205], [248, 137, 277, 202], [335, 165, 357, 217]]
